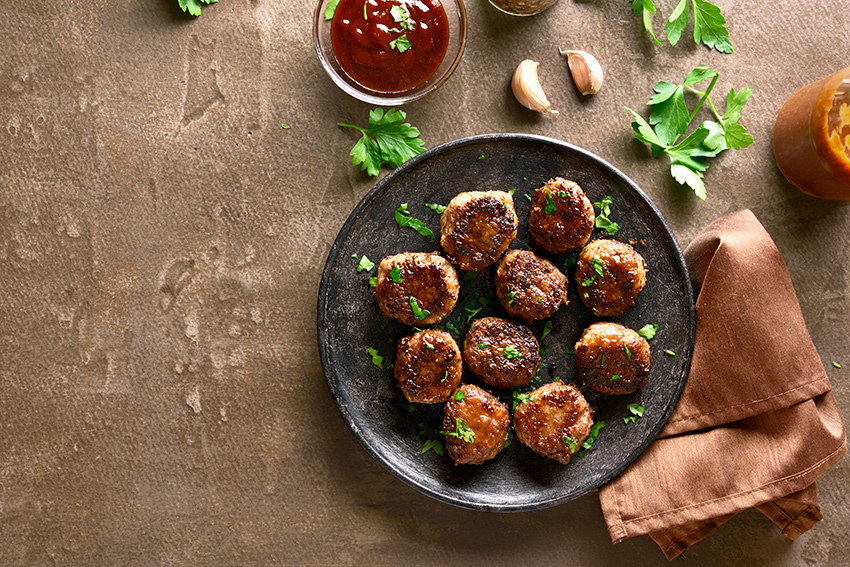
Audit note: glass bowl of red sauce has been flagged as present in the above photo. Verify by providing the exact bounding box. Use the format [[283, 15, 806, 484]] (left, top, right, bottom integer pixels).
[[314, 0, 467, 105]]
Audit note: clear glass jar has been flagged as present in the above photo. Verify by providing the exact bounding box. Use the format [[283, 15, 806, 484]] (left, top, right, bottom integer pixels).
[[488, 0, 558, 16]]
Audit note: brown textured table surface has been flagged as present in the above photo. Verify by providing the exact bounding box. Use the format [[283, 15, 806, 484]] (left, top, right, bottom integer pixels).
[[1, 1, 848, 565]]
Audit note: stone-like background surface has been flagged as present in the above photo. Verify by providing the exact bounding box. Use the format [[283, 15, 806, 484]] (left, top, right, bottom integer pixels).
[[1, 0, 847, 565]]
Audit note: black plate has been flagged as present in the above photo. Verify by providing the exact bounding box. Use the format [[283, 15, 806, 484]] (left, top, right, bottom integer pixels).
[[317, 134, 695, 511]]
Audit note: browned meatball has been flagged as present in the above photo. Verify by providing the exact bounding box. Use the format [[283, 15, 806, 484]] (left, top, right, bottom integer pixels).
[[394, 329, 463, 404], [463, 317, 541, 389], [494, 249, 568, 321], [574, 321, 651, 395], [440, 191, 518, 271], [375, 252, 459, 326], [513, 382, 594, 464], [575, 239, 647, 317], [528, 178, 595, 254], [443, 384, 510, 465]]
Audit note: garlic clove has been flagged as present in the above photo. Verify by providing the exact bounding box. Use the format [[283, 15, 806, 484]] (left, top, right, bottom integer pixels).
[[512, 59, 558, 114], [559, 49, 603, 96]]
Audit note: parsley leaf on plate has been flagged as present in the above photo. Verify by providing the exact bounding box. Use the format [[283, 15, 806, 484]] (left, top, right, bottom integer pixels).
[[627, 67, 752, 199], [338, 108, 426, 177], [394, 203, 434, 239]]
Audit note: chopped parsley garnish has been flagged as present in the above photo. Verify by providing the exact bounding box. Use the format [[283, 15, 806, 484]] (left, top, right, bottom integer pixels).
[[407, 403, 416, 413], [501, 289, 516, 306], [389, 35, 412, 53], [540, 319, 554, 341], [390, 4, 414, 30], [577, 421, 605, 457], [562, 435, 579, 453], [421, 438, 444, 455], [446, 418, 475, 443], [504, 345, 522, 359], [478, 155, 485, 160], [441, 371, 449, 382], [524, 194, 532, 202], [409, 297, 431, 321], [365, 347, 384, 369], [324, 0, 340, 19], [338, 108, 426, 177], [833, 362, 842, 368], [610, 374, 621, 381], [445, 321, 460, 334], [454, 390, 465, 402], [637, 323, 659, 340], [424, 203, 447, 215], [626, 67, 753, 199], [394, 203, 434, 239], [280, 123, 291, 129], [425, 343, 435, 350], [511, 390, 534, 411], [476, 343, 490, 350], [590, 257, 605, 278], [564, 348, 575, 355], [368, 277, 377, 287], [563, 256, 577, 269], [665, 349, 676, 356], [355, 255, 375, 272], [593, 196, 620, 235], [462, 270, 478, 283], [624, 403, 646, 424], [390, 266, 403, 283], [624, 343, 632, 358], [545, 190, 557, 214], [507, 188, 516, 196]]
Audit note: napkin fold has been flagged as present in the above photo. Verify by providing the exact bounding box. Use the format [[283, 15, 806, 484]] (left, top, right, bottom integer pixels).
[[598, 209, 847, 559]]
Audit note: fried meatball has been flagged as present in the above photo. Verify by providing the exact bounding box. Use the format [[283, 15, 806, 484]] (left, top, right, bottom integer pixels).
[[463, 317, 541, 389], [394, 329, 463, 404], [375, 252, 459, 326], [528, 178, 595, 254], [574, 321, 651, 395], [440, 191, 518, 271], [494, 249, 568, 321], [575, 239, 647, 317], [443, 384, 510, 465], [513, 382, 594, 464]]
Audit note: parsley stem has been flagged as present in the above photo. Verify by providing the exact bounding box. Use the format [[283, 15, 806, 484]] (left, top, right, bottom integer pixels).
[[686, 73, 719, 125], [337, 122, 366, 133]]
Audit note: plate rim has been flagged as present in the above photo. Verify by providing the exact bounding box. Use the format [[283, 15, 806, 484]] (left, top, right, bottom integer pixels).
[[317, 132, 696, 511]]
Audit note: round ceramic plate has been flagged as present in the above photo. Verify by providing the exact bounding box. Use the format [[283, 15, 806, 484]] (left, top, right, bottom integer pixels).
[[317, 134, 695, 511]]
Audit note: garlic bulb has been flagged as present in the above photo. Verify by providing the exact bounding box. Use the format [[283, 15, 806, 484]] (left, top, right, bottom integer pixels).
[[559, 49, 603, 95], [511, 59, 558, 114]]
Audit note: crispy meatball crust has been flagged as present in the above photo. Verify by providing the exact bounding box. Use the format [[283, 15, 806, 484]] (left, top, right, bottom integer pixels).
[[443, 384, 510, 466], [395, 329, 463, 404], [462, 317, 541, 389], [494, 249, 568, 321], [375, 252, 459, 326], [513, 382, 594, 464], [575, 239, 647, 317], [528, 178, 595, 254], [440, 191, 518, 271], [575, 321, 651, 395]]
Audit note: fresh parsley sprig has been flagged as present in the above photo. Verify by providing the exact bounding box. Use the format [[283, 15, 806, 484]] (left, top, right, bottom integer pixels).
[[338, 108, 427, 177], [626, 67, 753, 200], [631, 0, 732, 53], [178, 0, 217, 16]]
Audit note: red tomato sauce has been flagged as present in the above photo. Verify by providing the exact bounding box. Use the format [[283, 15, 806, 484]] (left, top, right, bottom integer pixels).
[[331, 0, 450, 93]]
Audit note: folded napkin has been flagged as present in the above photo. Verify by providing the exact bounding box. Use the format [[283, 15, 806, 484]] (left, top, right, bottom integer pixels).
[[598, 209, 847, 559]]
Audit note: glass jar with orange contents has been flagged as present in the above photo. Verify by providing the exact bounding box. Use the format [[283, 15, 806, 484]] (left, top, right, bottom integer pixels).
[[773, 66, 850, 200]]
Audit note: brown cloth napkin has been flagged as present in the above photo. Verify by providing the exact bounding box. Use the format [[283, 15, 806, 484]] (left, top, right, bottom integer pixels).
[[598, 209, 847, 560]]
